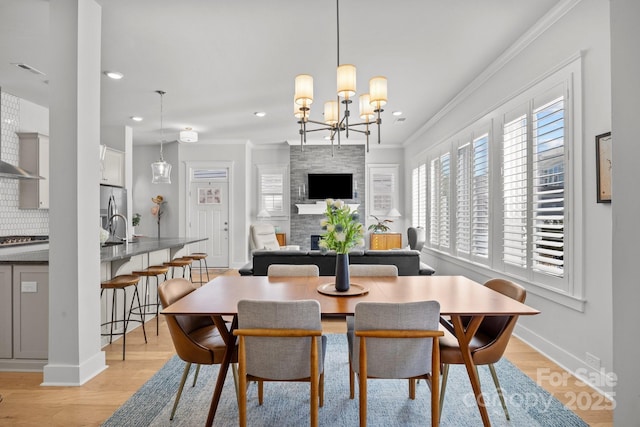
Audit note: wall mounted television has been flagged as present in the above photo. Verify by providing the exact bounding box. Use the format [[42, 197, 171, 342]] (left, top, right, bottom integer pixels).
[[307, 173, 353, 200]]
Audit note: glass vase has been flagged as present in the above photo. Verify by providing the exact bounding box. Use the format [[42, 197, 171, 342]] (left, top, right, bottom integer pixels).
[[335, 253, 350, 292]]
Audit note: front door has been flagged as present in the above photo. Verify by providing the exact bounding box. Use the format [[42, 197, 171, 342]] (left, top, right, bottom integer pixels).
[[188, 169, 229, 267]]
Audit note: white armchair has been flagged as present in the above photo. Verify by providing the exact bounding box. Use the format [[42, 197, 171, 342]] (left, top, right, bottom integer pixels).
[[250, 224, 281, 251]]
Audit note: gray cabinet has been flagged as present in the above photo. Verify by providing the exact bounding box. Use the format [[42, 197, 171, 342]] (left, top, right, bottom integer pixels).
[[17, 132, 49, 209], [12, 265, 49, 359], [101, 147, 124, 187], [0, 266, 12, 359]]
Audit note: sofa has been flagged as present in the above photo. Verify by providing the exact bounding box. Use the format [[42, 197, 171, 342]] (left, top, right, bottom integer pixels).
[[239, 249, 435, 276]]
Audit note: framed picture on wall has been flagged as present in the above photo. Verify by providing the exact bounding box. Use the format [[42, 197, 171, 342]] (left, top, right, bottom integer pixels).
[[595, 131, 612, 203]]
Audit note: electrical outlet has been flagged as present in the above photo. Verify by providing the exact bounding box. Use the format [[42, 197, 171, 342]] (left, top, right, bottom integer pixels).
[[21, 281, 37, 293], [585, 352, 601, 370]]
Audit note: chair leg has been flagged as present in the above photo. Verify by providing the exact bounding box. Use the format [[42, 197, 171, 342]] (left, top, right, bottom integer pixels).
[[409, 378, 416, 400], [439, 364, 449, 414], [231, 363, 240, 405], [349, 359, 355, 399], [319, 371, 325, 407], [258, 380, 264, 405], [129, 285, 147, 343], [203, 258, 210, 282], [171, 362, 192, 420], [489, 363, 511, 420], [192, 364, 201, 387]]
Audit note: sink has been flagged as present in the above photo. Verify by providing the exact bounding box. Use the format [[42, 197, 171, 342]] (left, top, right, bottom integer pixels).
[[101, 241, 123, 247]]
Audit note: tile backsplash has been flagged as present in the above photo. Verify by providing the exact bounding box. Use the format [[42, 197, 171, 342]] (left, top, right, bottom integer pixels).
[[0, 91, 49, 235]]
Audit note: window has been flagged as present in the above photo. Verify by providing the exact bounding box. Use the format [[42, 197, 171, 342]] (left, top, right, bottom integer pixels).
[[429, 153, 450, 249], [456, 134, 490, 260], [411, 164, 427, 229], [502, 90, 566, 282], [418, 57, 580, 299], [257, 165, 288, 218]]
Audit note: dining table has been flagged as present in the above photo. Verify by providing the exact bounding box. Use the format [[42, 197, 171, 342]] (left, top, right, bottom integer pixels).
[[161, 274, 540, 427]]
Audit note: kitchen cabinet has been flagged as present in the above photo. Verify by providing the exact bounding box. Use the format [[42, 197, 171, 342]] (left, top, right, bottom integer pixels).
[[18, 132, 49, 209], [370, 233, 402, 250], [0, 266, 12, 359], [12, 265, 49, 359], [101, 147, 125, 187]]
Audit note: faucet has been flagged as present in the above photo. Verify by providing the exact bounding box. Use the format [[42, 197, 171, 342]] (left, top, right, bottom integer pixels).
[[107, 213, 129, 243]]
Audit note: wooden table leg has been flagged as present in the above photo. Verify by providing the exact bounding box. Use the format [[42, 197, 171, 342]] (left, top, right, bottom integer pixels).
[[450, 315, 492, 427], [205, 315, 238, 427]]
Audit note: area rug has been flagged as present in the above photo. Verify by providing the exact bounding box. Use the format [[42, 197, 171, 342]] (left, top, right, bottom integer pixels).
[[103, 335, 587, 427]]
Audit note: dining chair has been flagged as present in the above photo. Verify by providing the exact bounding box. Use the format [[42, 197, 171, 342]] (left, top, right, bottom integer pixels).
[[234, 299, 327, 427], [346, 264, 399, 394], [267, 264, 320, 277], [349, 301, 443, 427], [439, 278, 526, 420], [158, 278, 238, 421]]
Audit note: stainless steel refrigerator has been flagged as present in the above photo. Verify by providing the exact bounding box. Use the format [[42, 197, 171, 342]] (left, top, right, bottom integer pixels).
[[99, 184, 127, 241]]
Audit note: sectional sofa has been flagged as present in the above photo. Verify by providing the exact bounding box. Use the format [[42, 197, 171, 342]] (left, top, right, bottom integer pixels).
[[239, 249, 435, 276]]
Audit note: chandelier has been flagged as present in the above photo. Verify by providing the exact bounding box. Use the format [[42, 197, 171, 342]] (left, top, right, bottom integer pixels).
[[151, 90, 172, 184], [294, 0, 387, 155]]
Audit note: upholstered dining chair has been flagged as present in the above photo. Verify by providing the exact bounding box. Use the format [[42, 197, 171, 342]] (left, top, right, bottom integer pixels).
[[439, 278, 526, 420], [407, 226, 426, 251], [348, 264, 398, 277], [234, 299, 327, 427], [346, 264, 399, 394], [158, 278, 238, 421], [267, 264, 320, 277], [349, 301, 443, 427]]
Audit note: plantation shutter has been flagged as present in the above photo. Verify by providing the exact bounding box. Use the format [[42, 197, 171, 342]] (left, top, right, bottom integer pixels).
[[429, 153, 451, 249], [532, 95, 565, 278], [456, 143, 471, 255], [471, 134, 490, 258], [412, 164, 427, 229], [502, 110, 528, 268], [429, 158, 440, 246]]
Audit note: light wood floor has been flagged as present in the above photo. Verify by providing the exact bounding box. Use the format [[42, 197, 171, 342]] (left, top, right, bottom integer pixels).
[[0, 269, 613, 426]]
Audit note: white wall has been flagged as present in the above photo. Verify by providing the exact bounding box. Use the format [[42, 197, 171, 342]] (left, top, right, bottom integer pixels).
[[404, 0, 614, 393], [610, 0, 640, 423]]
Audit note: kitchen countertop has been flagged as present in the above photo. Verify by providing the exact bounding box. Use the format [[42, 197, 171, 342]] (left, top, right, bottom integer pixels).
[[0, 237, 207, 264]]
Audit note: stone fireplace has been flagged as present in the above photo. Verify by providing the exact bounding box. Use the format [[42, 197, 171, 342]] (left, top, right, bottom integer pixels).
[[289, 145, 366, 250]]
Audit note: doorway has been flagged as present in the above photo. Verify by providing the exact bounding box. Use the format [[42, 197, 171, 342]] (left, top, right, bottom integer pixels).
[[187, 166, 230, 267]]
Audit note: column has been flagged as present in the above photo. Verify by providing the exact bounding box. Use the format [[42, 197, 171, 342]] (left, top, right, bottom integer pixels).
[[43, 0, 105, 385]]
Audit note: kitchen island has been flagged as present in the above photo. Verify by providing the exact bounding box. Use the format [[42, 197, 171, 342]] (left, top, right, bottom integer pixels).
[[0, 236, 207, 371]]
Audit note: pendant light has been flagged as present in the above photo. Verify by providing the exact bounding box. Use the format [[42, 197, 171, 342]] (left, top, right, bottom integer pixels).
[[151, 90, 172, 184]]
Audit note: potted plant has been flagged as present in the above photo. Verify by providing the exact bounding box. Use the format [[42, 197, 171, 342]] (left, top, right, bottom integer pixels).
[[368, 215, 393, 233], [319, 199, 365, 292], [131, 213, 141, 236]]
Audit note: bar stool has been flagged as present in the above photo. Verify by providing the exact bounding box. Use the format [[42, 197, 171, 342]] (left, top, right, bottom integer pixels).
[[100, 274, 147, 360], [184, 253, 210, 285], [163, 257, 193, 281], [131, 265, 170, 335]]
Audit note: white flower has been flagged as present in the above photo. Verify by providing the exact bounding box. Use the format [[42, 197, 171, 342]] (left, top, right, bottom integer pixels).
[[320, 218, 328, 227], [357, 238, 365, 247], [334, 199, 344, 208], [335, 232, 346, 242], [327, 224, 335, 232], [318, 240, 328, 248], [325, 198, 334, 206]]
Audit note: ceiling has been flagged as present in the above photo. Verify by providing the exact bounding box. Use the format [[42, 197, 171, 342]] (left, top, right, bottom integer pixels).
[[0, 0, 562, 148]]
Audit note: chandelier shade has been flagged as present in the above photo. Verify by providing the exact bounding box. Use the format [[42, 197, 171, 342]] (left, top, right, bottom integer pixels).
[[179, 127, 198, 143], [294, 74, 314, 107], [337, 64, 356, 99], [293, 0, 387, 154]]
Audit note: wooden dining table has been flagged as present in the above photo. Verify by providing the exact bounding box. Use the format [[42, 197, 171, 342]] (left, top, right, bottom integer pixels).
[[162, 274, 539, 427]]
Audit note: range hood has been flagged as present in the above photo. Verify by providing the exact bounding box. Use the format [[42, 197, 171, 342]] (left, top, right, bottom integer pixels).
[[0, 160, 43, 180], [0, 87, 42, 180]]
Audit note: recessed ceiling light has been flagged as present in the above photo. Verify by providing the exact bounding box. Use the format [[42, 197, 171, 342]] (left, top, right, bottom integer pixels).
[[104, 71, 124, 80], [130, 116, 143, 122], [254, 112, 266, 117], [392, 111, 403, 116]]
